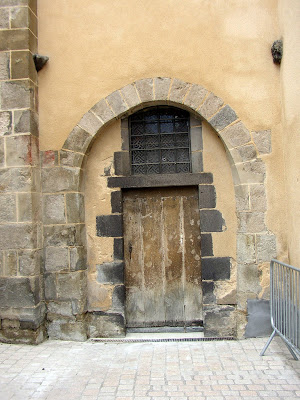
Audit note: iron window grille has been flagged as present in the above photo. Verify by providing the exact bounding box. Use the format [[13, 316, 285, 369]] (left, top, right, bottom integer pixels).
[[129, 107, 191, 175]]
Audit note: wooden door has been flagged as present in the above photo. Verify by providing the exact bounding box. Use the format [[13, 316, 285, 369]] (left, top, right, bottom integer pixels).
[[123, 187, 202, 329]]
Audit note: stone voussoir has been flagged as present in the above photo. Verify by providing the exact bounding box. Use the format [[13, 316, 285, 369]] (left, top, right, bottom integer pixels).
[[209, 105, 238, 132], [221, 121, 252, 149], [198, 92, 224, 119], [91, 99, 115, 124], [120, 84, 140, 108], [78, 111, 103, 137], [169, 78, 191, 103], [134, 78, 154, 103], [183, 84, 208, 110], [154, 77, 171, 101], [105, 90, 129, 116], [63, 125, 92, 154]]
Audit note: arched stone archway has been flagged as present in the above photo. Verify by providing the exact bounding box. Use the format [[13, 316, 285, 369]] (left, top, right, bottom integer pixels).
[[41, 78, 276, 340]]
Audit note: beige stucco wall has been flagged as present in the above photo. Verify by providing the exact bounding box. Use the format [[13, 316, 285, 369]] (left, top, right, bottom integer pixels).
[[37, 0, 293, 263], [84, 120, 121, 310], [38, 0, 280, 149], [278, 0, 300, 266]]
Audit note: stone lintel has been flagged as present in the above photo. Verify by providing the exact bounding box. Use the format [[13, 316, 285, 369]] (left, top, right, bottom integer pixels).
[[108, 173, 213, 189]]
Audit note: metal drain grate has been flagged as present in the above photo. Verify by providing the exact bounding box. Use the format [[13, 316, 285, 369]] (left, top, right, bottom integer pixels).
[[89, 337, 235, 343]]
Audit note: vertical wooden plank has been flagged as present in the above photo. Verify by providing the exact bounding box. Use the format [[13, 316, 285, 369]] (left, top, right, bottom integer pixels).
[[182, 190, 202, 323], [141, 192, 165, 326], [163, 194, 185, 325], [123, 193, 145, 327]]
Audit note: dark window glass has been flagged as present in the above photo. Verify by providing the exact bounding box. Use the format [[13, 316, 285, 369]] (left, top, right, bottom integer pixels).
[[129, 107, 191, 175]]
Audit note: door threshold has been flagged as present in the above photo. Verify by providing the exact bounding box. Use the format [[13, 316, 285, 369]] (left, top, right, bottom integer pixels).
[[126, 331, 204, 340]]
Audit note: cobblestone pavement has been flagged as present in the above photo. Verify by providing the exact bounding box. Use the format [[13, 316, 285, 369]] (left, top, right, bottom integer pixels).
[[0, 337, 300, 400]]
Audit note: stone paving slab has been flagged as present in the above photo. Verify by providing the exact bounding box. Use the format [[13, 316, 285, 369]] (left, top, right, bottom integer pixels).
[[0, 337, 299, 400]]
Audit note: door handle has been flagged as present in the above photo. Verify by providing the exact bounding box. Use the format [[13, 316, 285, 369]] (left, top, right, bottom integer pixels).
[[129, 242, 133, 259]]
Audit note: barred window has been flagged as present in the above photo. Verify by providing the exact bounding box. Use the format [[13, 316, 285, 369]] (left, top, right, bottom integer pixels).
[[129, 107, 191, 175]]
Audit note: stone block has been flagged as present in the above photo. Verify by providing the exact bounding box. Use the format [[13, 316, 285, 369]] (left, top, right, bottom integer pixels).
[[18, 249, 41, 276], [56, 271, 87, 302], [0, 111, 12, 136], [234, 185, 250, 211], [0, 52, 10, 80], [45, 247, 69, 273], [121, 118, 129, 151], [66, 193, 84, 223], [198, 93, 223, 119], [44, 273, 57, 300], [250, 184, 267, 211], [0, 138, 3, 167], [40, 150, 58, 167], [190, 125, 203, 151], [78, 111, 103, 136], [3, 250, 18, 276], [111, 190, 122, 213], [11, 50, 37, 81], [217, 288, 237, 305], [70, 246, 86, 271], [202, 281, 216, 304], [0, 29, 33, 52], [120, 84, 140, 108], [200, 234, 213, 257], [114, 151, 130, 176], [200, 209, 225, 232], [256, 234, 276, 263], [0, 223, 37, 249], [1, 80, 34, 110], [97, 261, 124, 284], [0, 251, 3, 276], [87, 312, 125, 338], [221, 121, 251, 148], [63, 125, 92, 154], [0, 194, 16, 223], [235, 160, 266, 184], [106, 90, 128, 116], [154, 77, 171, 100], [237, 234, 256, 264], [202, 257, 231, 280], [0, 8, 9, 29], [114, 238, 124, 260], [209, 105, 238, 132], [237, 211, 266, 233], [42, 167, 80, 193], [43, 194, 66, 224], [6, 135, 39, 167], [135, 78, 154, 103], [191, 152, 203, 173], [245, 299, 272, 338], [47, 301, 73, 318], [44, 224, 84, 247], [169, 78, 191, 103], [183, 84, 208, 110], [204, 305, 236, 337], [252, 130, 271, 154], [96, 215, 123, 237], [238, 263, 261, 294], [91, 99, 115, 124], [17, 192, 39, 222], [112, 285, 125, 311], [47, 320, 87, 341], [60, 150, 84, 168], [9, 167, 34, 193], [198, 185, 216, 209], [230, 144, 257, 163], [0, 276, 40, 307], [14, 109, 38, 136]]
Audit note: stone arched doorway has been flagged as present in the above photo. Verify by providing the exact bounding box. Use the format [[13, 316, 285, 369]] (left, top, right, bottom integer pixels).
[[41, 78, 276, 340]]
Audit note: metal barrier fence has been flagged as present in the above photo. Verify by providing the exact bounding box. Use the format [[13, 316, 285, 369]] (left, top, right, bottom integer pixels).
[[261, 259, 300, 360]]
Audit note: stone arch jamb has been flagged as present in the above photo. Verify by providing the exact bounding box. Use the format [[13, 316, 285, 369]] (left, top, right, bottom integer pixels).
[[41, 78, 276, 340]]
